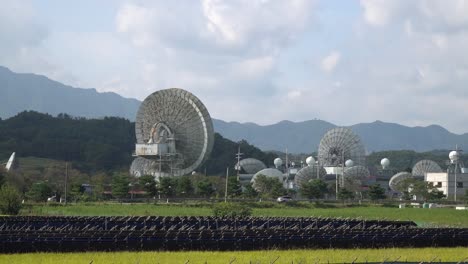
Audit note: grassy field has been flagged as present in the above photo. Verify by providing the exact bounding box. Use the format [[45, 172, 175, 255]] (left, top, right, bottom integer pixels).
[[2, 248, 467, 263], [22, 203, 468, 227]]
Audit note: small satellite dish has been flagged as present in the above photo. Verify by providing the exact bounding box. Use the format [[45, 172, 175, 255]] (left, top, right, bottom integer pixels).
[[5, 152, 18, 172], [389, 172, 412, 192]]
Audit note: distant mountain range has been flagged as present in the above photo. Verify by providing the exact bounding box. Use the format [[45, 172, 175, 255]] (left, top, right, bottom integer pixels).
[[0, 66, 140, 121], [213, 119, 468, 153], [1, 66, 467, 153]]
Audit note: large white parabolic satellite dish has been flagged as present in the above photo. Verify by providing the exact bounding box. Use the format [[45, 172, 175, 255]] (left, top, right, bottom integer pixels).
[[131, 88, 214, 177], [318, 127, 366, 167]]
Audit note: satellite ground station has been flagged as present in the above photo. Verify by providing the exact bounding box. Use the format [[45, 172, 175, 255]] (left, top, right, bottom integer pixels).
[[130, 88, 214, 178]]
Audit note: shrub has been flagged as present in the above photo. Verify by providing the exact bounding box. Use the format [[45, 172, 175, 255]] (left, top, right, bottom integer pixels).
[[212, 203, 252, 217], [0, 184, 22, 215]]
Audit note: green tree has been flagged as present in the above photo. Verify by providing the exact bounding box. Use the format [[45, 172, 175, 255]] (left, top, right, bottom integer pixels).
[[242, 184, 258, 198], [252, 174, 286, 198], [158, 177, 176, 197], [271, 182, 287, 198], [139, 175, 157, 197], [90, 172, 108, 201], [395, 178, 417, 200], [299, 179, 328, 200], [0, 184, 22, 215], [227, 176, 242, 197], [409, 181, 442, 201], [337, 188, 354, 201], [197, 179, 214, 198], [112, 173, 130, 199], [69, 183, 85, 202], [26, 181, 53, 202], [428, 188, 445, 200], [0, 167, 6, 186], [212, 203, 252, 217], [368, 184, 386, 201], [176, 176, 194, 197]]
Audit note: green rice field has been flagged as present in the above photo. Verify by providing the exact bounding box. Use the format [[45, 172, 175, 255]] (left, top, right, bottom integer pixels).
[[2, 248, 467, 264], [23, 203, 468, 227]]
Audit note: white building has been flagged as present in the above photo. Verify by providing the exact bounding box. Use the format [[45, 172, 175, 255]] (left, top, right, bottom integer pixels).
[[426, 172, 468, 200]]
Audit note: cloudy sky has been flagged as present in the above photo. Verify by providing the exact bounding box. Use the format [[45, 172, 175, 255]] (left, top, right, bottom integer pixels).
[[1, 0, 468, 133]]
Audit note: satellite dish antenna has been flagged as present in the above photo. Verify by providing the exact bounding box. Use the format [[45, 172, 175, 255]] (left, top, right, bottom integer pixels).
[[343, 165, 370, 186], [294, 164, 327, 189], [388, 172, 412, 192], [318, 127, 366, 167], [343, 165, 370, 181], [131, 88, 214, 178], [345, 159, 354, 167], [381, 158, 390, 169], [412, 160, 442, 178], [5, 152, 18, 172], [251, 168, 284, 191], [235, 158, 266, 174]]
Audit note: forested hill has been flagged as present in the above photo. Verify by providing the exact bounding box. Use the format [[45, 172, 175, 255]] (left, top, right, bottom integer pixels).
[[0, 111, 274, 175]]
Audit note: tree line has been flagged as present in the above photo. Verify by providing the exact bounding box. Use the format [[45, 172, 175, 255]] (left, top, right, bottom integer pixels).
[[0, 111, 275, 175]]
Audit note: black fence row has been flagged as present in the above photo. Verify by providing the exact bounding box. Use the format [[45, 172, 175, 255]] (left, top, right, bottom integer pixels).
[[0, 228, 466, 252], [0, 216, 466, 253], [0, 216, 416, 232]]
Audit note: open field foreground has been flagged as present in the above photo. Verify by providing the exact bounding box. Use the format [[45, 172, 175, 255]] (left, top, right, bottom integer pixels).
[[1, 248, 467, 264], [24, 203, 468, 227]]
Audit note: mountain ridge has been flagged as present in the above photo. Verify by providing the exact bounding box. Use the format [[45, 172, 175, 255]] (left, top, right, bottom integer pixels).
[[1, 65, 467, 153]]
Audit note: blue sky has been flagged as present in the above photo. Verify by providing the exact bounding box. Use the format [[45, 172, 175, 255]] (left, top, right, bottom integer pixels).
[[1, 0, 468, 133]]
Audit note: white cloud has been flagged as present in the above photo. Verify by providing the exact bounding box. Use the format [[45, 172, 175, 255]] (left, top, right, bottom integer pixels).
[[115, 3, 156, 47], [360, 0, 400, 27], [232, 56, 274, 78], [2, 0, 468, 135], [321, 51, 341, 72]]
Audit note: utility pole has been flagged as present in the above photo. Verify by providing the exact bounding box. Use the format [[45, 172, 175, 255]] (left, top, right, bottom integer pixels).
[[235, 146, 243, 181], [64, 162, 69, 205], [453, 145, 463, 202], [225, 167, 229, 203], [335, 169, 339, 200], [285, 148, 289, 188], [341, 149, 345, 187]]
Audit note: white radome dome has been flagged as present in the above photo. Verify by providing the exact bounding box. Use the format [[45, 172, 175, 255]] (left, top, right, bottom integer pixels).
[[381, 158, 390, 169], [274, 158, 283, 168], [449, 151, 459, 162], [345, 159, 354, 167], [306, 156, 315, 166]]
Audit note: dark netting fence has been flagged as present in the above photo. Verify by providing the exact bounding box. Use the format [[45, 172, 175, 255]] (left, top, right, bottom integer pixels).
[[0, 216, 466, 252]]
